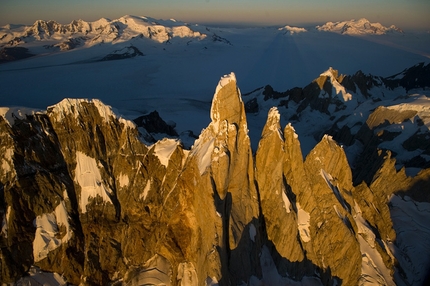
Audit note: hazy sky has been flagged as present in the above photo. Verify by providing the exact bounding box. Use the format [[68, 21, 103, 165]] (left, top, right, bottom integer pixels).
[[0, 0, 429, 30]]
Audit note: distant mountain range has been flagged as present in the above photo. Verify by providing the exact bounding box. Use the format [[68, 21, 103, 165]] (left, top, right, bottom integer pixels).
[[0, 16, 403, 62], [316, 18, 403, 35], [0, 15, 206, 52]]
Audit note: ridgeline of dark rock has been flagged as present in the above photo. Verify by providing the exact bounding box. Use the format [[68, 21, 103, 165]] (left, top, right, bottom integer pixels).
[[384, 62, 430, 92], [44, 37, 87, 51], [133, 110, 178, 143], [101, 46, 143, 61], [0, 47, 35, 63], [1, 71, 429, 285], [247, 62, 430, 116], [212, 33, 232, 45]]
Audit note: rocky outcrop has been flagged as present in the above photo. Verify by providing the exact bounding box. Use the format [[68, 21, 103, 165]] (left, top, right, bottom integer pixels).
[[246, 63, 430, 122], [384, 62, 430, 92], [101, 46, 144, 61], [1, 73, 429, 285], [133, 110, 178, 140], [0, 47, 34, 63], [211, 33, 232, 45]]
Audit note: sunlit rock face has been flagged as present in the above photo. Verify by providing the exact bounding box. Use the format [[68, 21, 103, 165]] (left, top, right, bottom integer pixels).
[[1, 72, 430, 285]]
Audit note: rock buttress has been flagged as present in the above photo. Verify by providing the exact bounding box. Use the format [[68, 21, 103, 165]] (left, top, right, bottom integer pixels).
[[159, 73, 262, 285], [255, 108, 307, 277]]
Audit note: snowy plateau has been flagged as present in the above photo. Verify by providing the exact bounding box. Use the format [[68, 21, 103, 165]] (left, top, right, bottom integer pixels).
[[1, 15, 430, 285]]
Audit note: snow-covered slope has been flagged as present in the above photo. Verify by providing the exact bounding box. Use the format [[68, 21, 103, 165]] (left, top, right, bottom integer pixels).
[[316, 18, 403, 35]]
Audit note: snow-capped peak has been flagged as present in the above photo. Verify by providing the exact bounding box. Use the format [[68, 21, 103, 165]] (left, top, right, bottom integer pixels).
[[210, 72, 239, 134], [266, 107, 281, 132], [278, 25, 307, 35], [316, 18, 403, 35], [47, 98, 135, 129], [320, 67, 353, 101], [0, 106, 42, 126]]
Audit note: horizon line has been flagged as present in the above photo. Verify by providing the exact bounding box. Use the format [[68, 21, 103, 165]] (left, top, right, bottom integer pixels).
[[1, 15, 423, 32]]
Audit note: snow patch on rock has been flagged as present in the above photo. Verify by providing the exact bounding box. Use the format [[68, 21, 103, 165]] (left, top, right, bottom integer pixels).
[[320, 169, 349, 211], [33, 201, 72, 262], [0, 107, 42, 126], [282, 191, 291, 213], [192, 135, 215, 175], [153, 138, 180, 167], [320, 68, 353, 102], [353, 201, 394, 285], [74, 151, 113, 213], [118, 173, 129, 188], [141, 179, 151, 200], [297, 203, 311, 242]]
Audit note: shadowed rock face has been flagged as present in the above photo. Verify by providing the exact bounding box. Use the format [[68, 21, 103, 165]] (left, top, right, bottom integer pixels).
[[1, 74, 429, 285], [100, 46, 144, 61], [0, 47, 35, 63]]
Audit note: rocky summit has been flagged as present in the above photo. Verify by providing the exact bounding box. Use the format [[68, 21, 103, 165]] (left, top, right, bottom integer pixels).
[[1, 73, 430, 285]]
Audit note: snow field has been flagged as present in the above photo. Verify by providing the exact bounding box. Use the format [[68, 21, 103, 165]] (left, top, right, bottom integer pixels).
[[153, 138, 180, 167]]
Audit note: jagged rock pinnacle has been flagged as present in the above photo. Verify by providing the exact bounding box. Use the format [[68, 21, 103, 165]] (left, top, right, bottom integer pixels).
[[210, 73, 245, 132]]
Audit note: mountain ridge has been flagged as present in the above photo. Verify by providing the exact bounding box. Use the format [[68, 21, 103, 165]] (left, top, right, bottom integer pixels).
[[1, 69, 430, 285], [316, 18, 403, 35], [0, 15, 207, 51], [0, 16, 409, 64]]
